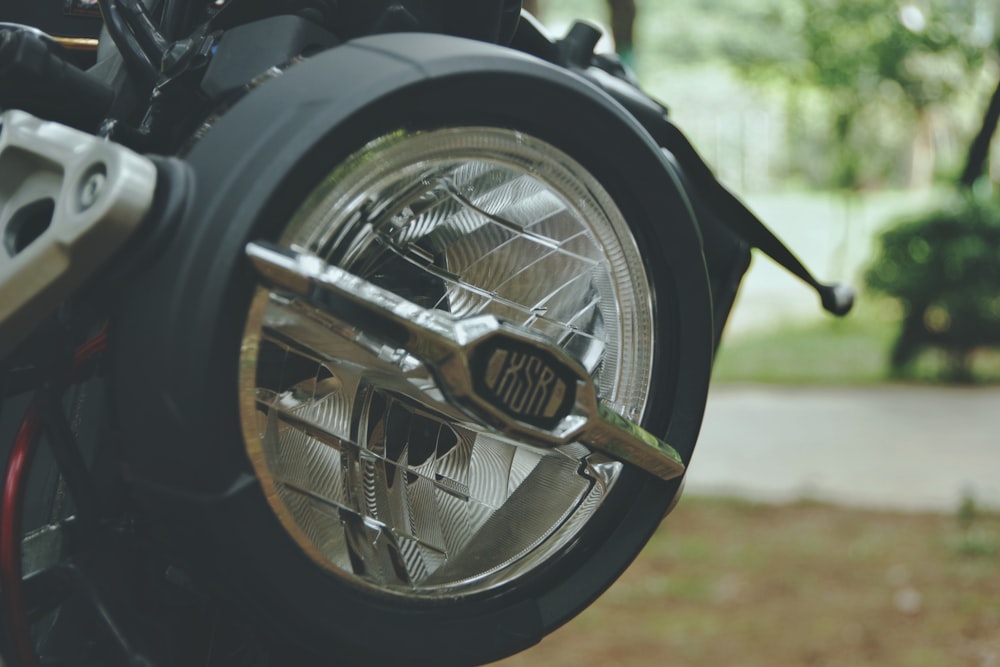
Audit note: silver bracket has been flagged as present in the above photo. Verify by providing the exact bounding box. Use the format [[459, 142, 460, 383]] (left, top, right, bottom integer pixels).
[[0, 110, 158, 358], [247, 241, 685, 481]]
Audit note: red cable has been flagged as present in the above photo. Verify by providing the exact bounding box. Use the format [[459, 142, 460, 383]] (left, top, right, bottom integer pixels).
[[1, 325, 110, 666], [71, 323, 110, 373], [1, 404, 42, 667]]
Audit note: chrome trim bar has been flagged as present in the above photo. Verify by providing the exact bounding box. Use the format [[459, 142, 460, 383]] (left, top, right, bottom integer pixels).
[[246, 241, 684, 481]]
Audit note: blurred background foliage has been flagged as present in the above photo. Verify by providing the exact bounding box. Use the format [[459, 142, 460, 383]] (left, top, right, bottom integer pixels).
[[534, 0, 1000, 383], [722, 0, 992, 190], [866, 192, 1000, 381], [540, 0, 998, 192]]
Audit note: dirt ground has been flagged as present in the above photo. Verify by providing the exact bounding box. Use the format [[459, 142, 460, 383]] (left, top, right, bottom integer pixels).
[[492, 497, 1000, 667]]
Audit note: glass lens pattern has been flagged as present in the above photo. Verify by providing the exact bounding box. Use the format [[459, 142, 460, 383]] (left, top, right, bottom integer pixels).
[[239, 128, 655, 596]]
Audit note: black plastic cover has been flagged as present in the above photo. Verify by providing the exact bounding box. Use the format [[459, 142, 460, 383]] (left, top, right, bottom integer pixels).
[[200, 15, 339, 99]]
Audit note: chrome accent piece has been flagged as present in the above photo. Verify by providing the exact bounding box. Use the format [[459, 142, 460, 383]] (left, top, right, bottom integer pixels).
[[21, 523, 67, 579], [0, 110, 157, 356], [51, 36, 100, 52], [247, 241, 684, 481]]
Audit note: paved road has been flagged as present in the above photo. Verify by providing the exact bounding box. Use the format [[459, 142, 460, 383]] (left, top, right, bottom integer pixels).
[[685, 384, 1000, 512]]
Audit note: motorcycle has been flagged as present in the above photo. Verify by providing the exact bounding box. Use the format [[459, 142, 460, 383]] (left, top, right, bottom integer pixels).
[[0, 1, 854, 664]]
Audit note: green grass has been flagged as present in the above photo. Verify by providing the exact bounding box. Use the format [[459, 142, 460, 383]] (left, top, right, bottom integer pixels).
[[713, 311, 897, 384], [495, 496, 1000, 667], [712, 300, 1000, 385]]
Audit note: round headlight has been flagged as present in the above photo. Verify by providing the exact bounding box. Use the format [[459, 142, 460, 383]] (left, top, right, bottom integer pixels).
[[239, 127, 655, 596], [113, 34, 714, 663]]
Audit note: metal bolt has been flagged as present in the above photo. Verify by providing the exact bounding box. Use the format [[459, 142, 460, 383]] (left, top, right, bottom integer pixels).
[[78, 170, 105, 210]]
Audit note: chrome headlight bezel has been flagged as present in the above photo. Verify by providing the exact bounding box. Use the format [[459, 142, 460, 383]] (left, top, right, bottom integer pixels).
[[238, 126, 656, 598]]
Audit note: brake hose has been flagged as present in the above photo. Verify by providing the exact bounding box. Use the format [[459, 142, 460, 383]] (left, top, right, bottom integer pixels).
[[0, 327, 109, 667]]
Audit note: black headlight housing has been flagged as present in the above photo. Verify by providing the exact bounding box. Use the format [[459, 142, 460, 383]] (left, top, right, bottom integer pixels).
[[112, 33, 715, 665]]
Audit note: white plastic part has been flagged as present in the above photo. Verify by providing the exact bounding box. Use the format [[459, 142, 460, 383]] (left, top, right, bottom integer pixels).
[[0, 110, 157, 357]]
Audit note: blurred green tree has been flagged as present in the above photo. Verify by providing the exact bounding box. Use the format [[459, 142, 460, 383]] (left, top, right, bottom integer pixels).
[[723, 0, 993, 190], [865, 192, 1000, 381]]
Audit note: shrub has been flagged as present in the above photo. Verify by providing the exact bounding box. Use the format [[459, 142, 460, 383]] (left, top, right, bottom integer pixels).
[[865, 193, 1000, 382]]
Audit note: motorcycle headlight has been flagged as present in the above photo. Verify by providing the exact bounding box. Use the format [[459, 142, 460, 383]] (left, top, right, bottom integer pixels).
[[114, 33, 714, 663], [239, 126, 655, 596]]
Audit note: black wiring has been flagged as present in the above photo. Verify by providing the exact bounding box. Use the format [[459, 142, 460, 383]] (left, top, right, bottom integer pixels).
[[96, 0, 162, 91]]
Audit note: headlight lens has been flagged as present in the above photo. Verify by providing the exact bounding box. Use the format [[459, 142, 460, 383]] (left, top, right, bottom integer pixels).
[[239, 127, 655, 597]]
